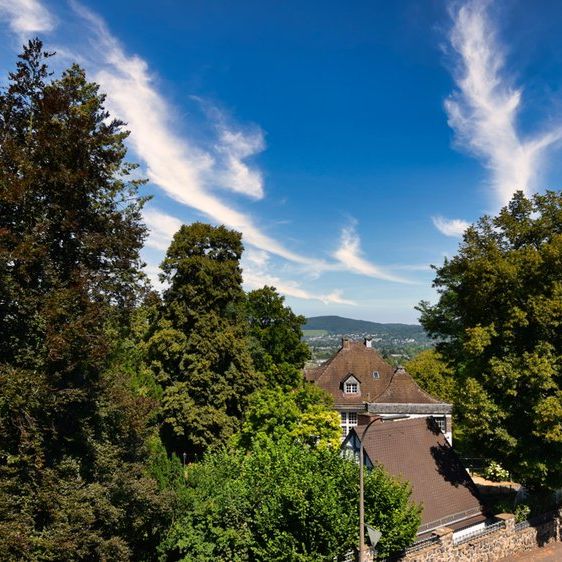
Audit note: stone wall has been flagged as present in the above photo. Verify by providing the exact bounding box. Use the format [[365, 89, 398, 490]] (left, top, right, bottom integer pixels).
[[384, 510, 562, 562]]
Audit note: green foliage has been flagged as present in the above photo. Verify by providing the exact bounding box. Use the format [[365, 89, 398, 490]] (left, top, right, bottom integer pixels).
[[246, 286, 310, 388], [404, 349, 456, 403], [234, 384, 341, 450], [0, 41, 169, 559], [146, 223, 263, 460], [482, 461, 510, 482], [418, 190, 562, 490], [514, 503, 531, 523], [160, 440, 421, 561]]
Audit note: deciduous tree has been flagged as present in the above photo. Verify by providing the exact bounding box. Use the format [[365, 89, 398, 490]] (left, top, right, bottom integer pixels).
[[405, 349, 455, 403], [160, 439, 421, 561], [234, 384, 341, 450], [418, 190, 562, 490], [246, 286, 310, 388]]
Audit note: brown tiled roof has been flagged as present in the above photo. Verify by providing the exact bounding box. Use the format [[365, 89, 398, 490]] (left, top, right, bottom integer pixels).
[[305, 341, 444, 407], [354, 417, 485, 532], [305, 341, 395, 405], [373, 368, 440, 404]]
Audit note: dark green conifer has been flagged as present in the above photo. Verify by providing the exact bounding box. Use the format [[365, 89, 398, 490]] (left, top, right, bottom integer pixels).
[[146, 223, 263, 460], [0, 40, 168, 560]]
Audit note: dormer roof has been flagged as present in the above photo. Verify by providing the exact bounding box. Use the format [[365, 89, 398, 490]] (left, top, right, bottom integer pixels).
[[341, 373, 361, 385]]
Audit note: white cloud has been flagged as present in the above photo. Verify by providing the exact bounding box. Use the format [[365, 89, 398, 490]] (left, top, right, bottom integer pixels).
[[143, 207, 183, 251], [243, 267, 356, 305], [445, 0, 562, 207], [0, 0, 412, 296], [143, 263, 166, 291], [333, 224, 409, 283], [242, 248, 356, 305], [0, 0, 54, 34], [432, 215, 470, 237], [213, 123, 265, 199], [68, 1, 333, 270]]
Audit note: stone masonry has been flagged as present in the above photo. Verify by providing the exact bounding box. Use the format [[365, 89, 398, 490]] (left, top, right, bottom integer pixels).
[[385, 510, 562, 562]]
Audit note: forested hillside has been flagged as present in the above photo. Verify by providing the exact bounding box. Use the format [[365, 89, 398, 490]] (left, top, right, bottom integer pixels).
[[303, 316, 433, 364], [304, 316, 429, 339]]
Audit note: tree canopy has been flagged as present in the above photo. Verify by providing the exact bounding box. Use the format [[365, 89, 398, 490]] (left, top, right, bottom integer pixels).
[[418, 190, 562, 490], [160, 439, 421, 561], [246, 286, 310, 388], [234, 384, 341, 450], [0, 40, 168, 559], [146, 223, 263, 460], [405, 349, 455, 404]]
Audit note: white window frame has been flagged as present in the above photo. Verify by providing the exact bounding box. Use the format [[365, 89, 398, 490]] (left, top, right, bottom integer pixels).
[[434, 416, 446, 433], [340, 411, 358, 437], [344, 381, 358, 394]]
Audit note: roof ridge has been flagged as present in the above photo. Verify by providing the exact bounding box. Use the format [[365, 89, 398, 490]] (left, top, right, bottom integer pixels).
[[371, 366, 396, 401], [375, 368, 441, 404]]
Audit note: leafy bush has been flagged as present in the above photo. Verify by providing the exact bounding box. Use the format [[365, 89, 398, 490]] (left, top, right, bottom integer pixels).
[[160, 440, 421, 560], [483, 461, 510, 482], [514, 504, 531, 523]]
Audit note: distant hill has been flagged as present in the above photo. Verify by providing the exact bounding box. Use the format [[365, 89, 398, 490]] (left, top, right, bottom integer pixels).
[[304, 315, 428, 339]]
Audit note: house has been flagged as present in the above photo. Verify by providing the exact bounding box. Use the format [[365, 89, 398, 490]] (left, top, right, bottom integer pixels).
[[305, 337, 453, 442], [342, 414, 487, 536]]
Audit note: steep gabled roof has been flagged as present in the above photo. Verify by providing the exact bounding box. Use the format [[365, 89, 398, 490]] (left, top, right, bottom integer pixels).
[[306, 340, 446, 407], [350, 417, 486, 533], [373, 367, 440, 404], [305, 341, 394, 405]]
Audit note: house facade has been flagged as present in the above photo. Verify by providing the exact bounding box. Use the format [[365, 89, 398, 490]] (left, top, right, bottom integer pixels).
[[305, 337, 453, 442]]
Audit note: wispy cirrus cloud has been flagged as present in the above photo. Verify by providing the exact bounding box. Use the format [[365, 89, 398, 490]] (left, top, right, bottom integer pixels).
[[432, 215, 470, 237], [445, 0, 562, 208], [0, 0, 412, 311], [242, 249, 356, 305], [143, 208, 184, 251], [69, 1, 331, 269], [333, 224, 409, 283], [214, 126, 265, 199], [0, 0, 54, 35]]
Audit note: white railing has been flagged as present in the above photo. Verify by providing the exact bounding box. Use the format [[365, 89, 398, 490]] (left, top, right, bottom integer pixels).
[[453, 519, 505, 545]]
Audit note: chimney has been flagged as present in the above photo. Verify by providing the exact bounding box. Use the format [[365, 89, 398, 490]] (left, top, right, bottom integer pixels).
[[394, 365, 406, 374], [342, 337, 351, 350], [364, 336, 373, 348]]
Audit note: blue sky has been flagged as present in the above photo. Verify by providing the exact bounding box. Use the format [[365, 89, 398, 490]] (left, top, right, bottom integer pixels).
[[2, 0, 562, 322]]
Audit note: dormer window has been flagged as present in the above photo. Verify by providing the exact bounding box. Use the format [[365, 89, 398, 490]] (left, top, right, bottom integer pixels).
[[345, 381, 358, 394], [341, 374, 361, 395], [372, 371, 380, 379]]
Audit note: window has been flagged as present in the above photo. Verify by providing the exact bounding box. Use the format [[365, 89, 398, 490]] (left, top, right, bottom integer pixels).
[[340, 411, 358, 438], [434, 416, 446, 433], [344, 382, 358, 393], [372, 371, 380, 379]]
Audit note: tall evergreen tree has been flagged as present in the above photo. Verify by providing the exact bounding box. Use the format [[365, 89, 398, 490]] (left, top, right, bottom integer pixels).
[[146, 223, 263, 460], [0, 41, 168, 559]]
